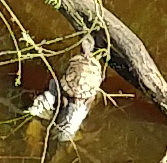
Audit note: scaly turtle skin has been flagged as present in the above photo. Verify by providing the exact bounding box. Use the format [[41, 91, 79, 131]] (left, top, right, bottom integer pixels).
[[60, 55, 102, 99], [60, 38, 102, 99], [52, 96, 95, 142]]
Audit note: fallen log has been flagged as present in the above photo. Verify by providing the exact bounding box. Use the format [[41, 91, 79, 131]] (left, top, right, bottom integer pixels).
[[58, 0, 167, 114]]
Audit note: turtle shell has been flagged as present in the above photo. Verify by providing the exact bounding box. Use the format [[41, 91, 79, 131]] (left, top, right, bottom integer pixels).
[[60, 55, 102, 99]]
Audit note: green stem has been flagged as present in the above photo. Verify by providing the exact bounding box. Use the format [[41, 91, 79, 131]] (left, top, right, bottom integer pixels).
[[0, 114, 30, 125]]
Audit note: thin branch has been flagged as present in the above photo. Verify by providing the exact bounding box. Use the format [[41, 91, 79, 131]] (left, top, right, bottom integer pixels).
[[94, 0, 111, 80], [1, 0, 26, 33], [0, 155, 40, 160], [1, 115, 32, 140], [99, 88, 135, 106], [0, 11, 21, 86], [0, 2, 61, 162], [40, 56, 61, 163], [0, 30, 86, 57], [0, 114, 29, 125]]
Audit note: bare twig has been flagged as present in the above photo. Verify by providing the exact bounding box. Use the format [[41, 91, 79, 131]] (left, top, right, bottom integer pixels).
[[0, 114, 30, 125], [94, 0, 111, 80], [3, 115, 32, 139], [1, 0, 26, 33], [0, 30, 86, 57], [0, 155, 40, 160], [40, 56, 61, 163], [0, 2, 61, 162], [0, 11, 21, 86], [99, 88, 135, 106], [18, 22, 62, 163]]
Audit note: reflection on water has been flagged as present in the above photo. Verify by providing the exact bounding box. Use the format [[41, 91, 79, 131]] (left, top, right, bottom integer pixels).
[[0, 0, 167, 162]]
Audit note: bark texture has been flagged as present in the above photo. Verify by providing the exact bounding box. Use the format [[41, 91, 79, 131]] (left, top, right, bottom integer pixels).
[[60, 0, 167, 114]]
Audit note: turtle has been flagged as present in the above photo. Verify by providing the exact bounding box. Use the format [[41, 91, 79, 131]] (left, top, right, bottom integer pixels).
[[60, 37, 102, 99]]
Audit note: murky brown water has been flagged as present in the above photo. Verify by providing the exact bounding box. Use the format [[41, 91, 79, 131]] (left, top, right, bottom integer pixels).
[[0, 0, 167, 163]]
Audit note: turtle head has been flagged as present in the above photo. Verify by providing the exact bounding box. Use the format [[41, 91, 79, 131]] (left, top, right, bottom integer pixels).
[[82, 35, 95, 57]]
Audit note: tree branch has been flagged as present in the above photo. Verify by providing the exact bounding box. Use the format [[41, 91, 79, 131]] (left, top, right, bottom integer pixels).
[[59, 0, 167, 114]]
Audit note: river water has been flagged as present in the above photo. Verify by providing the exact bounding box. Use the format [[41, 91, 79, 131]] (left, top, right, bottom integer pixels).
[[0, 0, 167, 162]]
